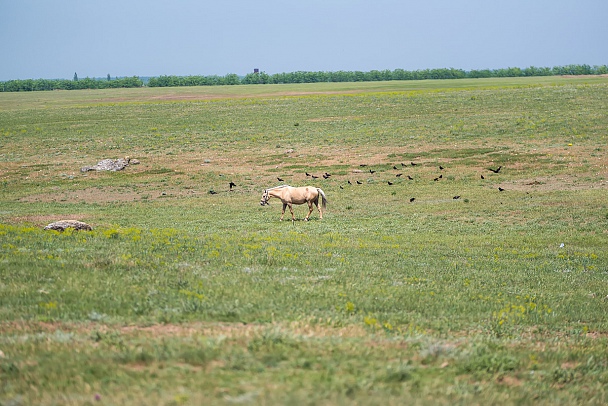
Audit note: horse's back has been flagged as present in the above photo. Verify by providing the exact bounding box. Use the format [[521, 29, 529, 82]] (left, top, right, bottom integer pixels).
[[286, 186, 317, 204]]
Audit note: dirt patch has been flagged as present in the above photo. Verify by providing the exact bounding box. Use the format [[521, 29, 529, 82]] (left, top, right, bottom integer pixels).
[[306, 115, 366, 123], [497, 375, 523, 387], [18, 185, 204, 204], [504, 175, 608, 192], [0, 320, 369, 340]]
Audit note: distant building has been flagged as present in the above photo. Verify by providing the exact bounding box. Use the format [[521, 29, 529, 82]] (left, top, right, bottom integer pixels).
[[253, 68, 259, 73]]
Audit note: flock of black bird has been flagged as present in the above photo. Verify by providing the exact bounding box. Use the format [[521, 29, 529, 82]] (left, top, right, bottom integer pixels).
[[335, 162, 505, 202], [215, 162, 506, 201]]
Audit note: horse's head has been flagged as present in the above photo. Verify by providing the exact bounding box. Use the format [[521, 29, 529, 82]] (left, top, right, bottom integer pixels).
[[260, 189, 270, 206]]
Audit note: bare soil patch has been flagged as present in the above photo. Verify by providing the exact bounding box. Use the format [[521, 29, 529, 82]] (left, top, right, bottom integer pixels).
[[18, 185, 204, 204], [0, 320, 369, 340]]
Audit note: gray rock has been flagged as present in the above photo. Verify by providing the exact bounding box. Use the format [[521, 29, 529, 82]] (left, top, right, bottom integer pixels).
[[44, 220, 93, 231], [81, 157, 132, 172]]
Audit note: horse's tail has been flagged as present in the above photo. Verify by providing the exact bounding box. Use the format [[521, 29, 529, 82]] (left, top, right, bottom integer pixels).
[[317, 188, 328, 210]]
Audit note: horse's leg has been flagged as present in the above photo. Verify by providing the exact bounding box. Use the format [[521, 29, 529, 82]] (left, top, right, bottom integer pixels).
[[288, 203, 295, 222], [316, 200, 323, 219], [305, 201, 314, 221], [280, 203, 287, 221]]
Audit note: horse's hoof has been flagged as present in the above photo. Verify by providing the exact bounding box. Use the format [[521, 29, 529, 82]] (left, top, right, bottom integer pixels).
[[304, 218, 309, 222]]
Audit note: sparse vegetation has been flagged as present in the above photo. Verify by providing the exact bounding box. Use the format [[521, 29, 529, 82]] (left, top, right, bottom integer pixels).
[[1, 77, 607, 405]]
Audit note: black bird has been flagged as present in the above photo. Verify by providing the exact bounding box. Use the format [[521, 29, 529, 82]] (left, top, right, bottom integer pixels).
[[396, 173, 403, 177], [369, 169, 376, 174], [356, 180, 362, 184], [498, 187, 505, 192], [433, 177, 439, 181], [324, 172, 331, 177], [409, 197, 415, 202], [489, 166, 502, 173], [277, 177, 284, 182], [340, 185, 343, 189], [438, 174, 443, 179], [311, 175, 319, 179], [393, 166, 398, 170], [411, 162, 417, 166], [453, 195, 460, 200], [305, 172, 311, 177], [348, 180, 352, 185], [229, 181, 237, 190], [209, 190, 218, 195], [360, 164, 368, 167], [439, 165, 445, 170], [387, 181, 394, 185], [481, 175, 485, 179], [407, 175, 413, 180], [323, 174, 330, 179], [401, 163, 406, 167]]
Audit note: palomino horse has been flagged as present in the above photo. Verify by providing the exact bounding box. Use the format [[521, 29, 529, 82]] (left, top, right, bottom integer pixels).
[[260, 185, 327, 221]]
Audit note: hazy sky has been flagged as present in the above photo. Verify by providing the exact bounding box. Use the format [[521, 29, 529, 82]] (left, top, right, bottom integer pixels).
[[1, 0, 606, 80]]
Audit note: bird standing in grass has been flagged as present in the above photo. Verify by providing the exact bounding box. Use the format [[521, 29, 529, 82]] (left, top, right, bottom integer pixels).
[[277, 177, 284, 182], [229, 181, 236, 190], [489, 166, 502, 173]]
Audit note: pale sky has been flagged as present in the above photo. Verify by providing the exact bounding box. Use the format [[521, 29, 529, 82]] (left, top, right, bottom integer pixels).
[[1, 0, 606, 81]]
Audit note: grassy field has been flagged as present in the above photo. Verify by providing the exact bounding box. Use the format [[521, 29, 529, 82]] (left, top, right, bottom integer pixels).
[[1, 76, 607, 405]]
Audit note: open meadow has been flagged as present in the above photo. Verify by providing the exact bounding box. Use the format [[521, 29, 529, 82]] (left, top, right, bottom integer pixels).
[[1, 77, 607, 405]]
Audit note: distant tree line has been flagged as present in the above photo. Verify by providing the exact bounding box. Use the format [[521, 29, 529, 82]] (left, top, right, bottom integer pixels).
[[238, 64, 608, 84], [147, 74, 241, 87], [0, 76, 143, 92], [1, 64, 606, 92]]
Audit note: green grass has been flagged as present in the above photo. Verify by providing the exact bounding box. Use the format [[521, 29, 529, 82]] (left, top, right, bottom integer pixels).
[[1, 77, 608, 405]]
